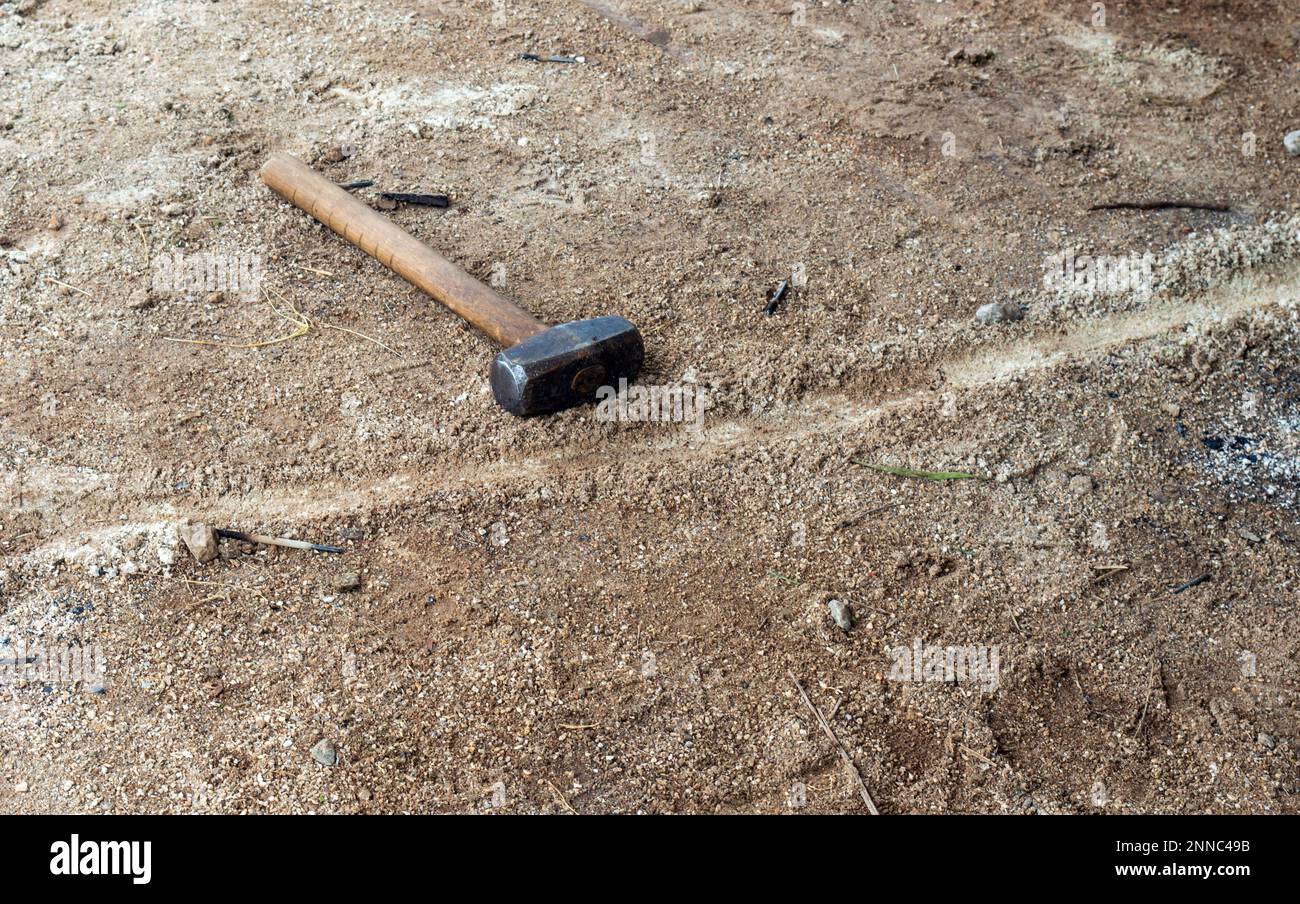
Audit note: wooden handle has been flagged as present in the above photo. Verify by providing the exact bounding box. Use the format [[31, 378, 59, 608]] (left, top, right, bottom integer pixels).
[[259, 153, 546, 347]]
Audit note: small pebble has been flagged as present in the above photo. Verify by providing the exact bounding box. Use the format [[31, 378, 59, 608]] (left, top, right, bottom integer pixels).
[[333, 571, 361, 593], [323, 144, 356, 163], [14, 781, 28, 793], [975, 302, 1022, 325], [178, 521, 218, 564], [1257, 732, 1276, 749], [310, 739, 338, 766], [1090, 781, 1109, 807], [946, 46, 995, 66], [1069, 475, 1094, 497], [47, 214, 64, 232], [1284, 130, 1300, 157], [827, 599, 853, 631], [693, 190, 721, 208]]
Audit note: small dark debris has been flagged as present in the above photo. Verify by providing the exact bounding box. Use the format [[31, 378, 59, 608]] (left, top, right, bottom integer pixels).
[[1203, 436, 1225, 451], [377, 192, 450, 208], [1172, 573, 1212, 594], [1088, 201, 1232, 214], [765, 279, 789, 316], [520, 53, 583, 64], [945, 46, 995, 66]]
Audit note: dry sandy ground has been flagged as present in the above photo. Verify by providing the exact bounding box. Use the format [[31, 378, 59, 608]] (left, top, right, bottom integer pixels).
[[1, 0, 1299, 813]]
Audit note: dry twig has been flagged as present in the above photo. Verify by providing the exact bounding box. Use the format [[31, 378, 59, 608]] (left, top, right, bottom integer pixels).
[[544, 779, 579, 815], [790, 673, 880, 814], [45, 276, 94, 298]]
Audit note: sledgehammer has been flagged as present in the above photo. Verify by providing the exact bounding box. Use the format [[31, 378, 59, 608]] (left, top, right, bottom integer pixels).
[[259, 153, 643, 416]]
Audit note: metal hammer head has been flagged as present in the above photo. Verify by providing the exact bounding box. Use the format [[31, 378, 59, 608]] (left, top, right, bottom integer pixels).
[[490, 316, 644, 416]]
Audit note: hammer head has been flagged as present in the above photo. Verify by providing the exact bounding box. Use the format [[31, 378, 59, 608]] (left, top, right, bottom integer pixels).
[[490, 316, 644, 416]]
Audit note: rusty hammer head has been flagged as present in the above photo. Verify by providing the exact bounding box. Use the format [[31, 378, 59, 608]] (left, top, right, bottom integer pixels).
[[489, 316, 644, 417]]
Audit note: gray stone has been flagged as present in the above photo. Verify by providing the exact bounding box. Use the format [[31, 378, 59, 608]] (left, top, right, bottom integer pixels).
[[1285, 130, 1300, 157], [975, 302, 1023, 325], [333, 571, 361, 593], [1090, 781, 1109, 807], [1257, 732, 1276, 750], [1069, 475, 1094, 497], [310, 739, 338, 766], [178, 522, 218, 564], [827, 599, 854, 631]]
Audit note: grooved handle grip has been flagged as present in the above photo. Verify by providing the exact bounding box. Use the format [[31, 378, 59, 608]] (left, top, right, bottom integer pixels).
[[259, 153, 546, 348]]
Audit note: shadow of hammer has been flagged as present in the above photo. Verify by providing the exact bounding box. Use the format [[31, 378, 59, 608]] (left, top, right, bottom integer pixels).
[[260, 153, 644, 416]]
